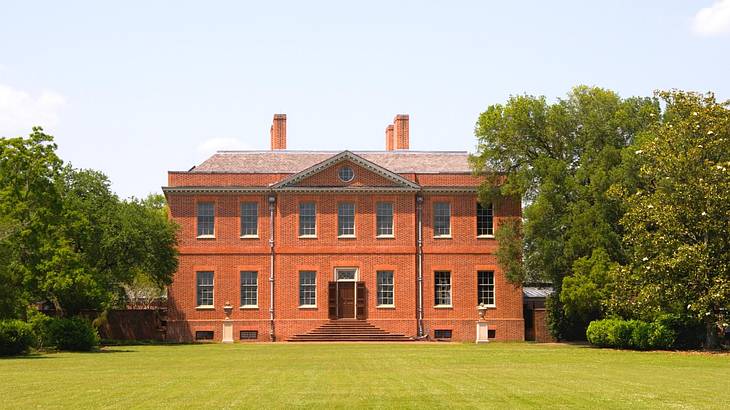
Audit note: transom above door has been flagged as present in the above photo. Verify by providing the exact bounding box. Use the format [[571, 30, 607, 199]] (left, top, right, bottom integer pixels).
[[335, 268, 358, 281]]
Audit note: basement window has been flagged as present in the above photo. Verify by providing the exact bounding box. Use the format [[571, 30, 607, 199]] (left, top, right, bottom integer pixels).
[[434, 329, 452, 340], [488, 329, 496, 339], [195, 331, 214, 341], [240, 330, 258, 340]]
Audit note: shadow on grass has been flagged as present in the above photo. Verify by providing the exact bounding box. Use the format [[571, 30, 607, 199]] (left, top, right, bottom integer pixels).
[[0, 353, 51, 360]]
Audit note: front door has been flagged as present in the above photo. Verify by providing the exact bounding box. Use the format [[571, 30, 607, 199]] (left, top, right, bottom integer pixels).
[[337, 282, 355, 318]]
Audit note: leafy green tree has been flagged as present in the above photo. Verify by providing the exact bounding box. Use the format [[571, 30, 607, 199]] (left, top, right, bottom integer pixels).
[[470, 86, 659, 339], [615, 90, 730, 349]]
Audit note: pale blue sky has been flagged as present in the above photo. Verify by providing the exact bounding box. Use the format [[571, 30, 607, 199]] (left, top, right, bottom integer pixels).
[[1, 1, 728, 198]]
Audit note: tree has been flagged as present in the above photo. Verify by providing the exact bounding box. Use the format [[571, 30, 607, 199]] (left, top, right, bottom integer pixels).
[[616, 90, 730, 349], [470, 86, 659, 339], [0, 129, 178, 317]]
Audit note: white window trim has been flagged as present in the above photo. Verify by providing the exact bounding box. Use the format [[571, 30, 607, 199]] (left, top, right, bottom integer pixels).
[[478, 271, 497, 308], [240, 305, 259, 309], [298, 202, 317, 238], [338, 234, 356, 239], [299, 234, 317, 239], [195, 305, 215, 310], [433, 202, 451, 238], [299, 305, 318, 309], [299, 271, 317, 308], [240, 234, 259, 239], [434, 305, 453, 309], [337, 202, 356, 238], [376, 234, 395, 239], [196, 234, 216, 239], [477, 234, 495, 239], [376, 270, 395, 307]]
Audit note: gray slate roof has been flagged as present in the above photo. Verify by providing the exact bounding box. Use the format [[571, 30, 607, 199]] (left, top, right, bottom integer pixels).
[[190, 150, 473, 174], [523, 287, 554, 299]]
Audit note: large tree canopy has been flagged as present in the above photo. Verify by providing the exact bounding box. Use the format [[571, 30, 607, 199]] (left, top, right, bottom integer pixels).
[[611, 91, 730, 349], [470, 86, 659, 339], [0, 128, 178, 318]]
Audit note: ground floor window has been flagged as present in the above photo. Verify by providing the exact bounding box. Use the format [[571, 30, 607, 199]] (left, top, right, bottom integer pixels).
[[299, 271, 317, 306], [240, 271, 258, 307], [477, 271, 495, 306], [196, 271, 214, 307], [376, 271, 394, 306], [434, 271, 452, 306]]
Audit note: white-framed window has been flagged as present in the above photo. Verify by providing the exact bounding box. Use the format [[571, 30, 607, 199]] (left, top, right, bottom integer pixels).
[[434, 271, 452, 306], [377, 271, 394, 306], [240, 202, 258, 237], [197, 202, 215, 237], [299, 271, 317, 306], [477, 202, 493, 237], [478, 271, 495, 306], [376, 202, 394, 236], [196, 271, 214, 307], [299, 202, 316, 236], [240, 271, 258, 307], [339, 166, 354, 182], [335, 268, 357, 281], [433, 202, 451, 237], [338, 202, 355, 236]]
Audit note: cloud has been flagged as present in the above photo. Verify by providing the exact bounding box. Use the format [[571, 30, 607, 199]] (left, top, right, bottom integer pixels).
[[197, 137, 254, 156], [693, 0, 730, 36], [0, 84, 67, 136]]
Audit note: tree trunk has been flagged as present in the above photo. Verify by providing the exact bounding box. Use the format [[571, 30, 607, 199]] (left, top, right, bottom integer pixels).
[[704, 320, 720, 351]]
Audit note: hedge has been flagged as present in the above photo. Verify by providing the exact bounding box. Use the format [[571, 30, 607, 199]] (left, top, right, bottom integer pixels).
[[587, 318, 675, 350], [0, 320, 34, 356], [46, 317, 100, 352]]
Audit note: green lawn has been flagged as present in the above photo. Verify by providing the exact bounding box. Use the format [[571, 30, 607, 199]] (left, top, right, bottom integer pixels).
[[1, 343, 728, 409]]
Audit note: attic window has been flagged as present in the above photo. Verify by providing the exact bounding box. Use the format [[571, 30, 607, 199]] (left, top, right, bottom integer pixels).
[[339, 166, 354, 182]]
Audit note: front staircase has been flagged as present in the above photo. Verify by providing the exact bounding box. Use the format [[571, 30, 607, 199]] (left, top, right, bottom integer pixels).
[[288, 319, 413, 342]]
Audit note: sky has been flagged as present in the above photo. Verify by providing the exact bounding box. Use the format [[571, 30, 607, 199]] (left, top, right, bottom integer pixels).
[[1, 1, 729, 199]]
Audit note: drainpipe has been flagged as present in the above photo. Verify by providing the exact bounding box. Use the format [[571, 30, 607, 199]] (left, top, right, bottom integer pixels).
[[416, 194, 425, 338], [268, 194, 276, 342]]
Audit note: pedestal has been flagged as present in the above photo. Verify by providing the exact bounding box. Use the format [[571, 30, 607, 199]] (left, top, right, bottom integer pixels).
[[222, 320, 233, 343], [476, 321, 489, 343]]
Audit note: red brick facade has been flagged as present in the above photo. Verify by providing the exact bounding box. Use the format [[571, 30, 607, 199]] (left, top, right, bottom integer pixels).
[[164, 115, 524, 342]]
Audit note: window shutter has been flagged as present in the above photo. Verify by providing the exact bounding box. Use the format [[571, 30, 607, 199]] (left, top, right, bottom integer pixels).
[[328, 282, 337, 319], [356, 282, 366, 320]]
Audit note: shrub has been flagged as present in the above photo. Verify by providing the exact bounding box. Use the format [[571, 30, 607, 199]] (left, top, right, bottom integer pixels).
[[26, 310, 53, 349], [586, 319, 613, 347], [655, 314, 702, 349], [47, 317, 99, 351], [630, 321, 653, 350], [649, 321, 676, 349], [0, 320, 34, 356], [609, 320, 635, 349]]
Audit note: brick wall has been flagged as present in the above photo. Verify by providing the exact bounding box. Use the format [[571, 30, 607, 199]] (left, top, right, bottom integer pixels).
[[166, 163, 523, 343]]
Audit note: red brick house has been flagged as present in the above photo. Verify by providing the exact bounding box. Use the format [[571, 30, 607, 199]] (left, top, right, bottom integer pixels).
[[163, 114, 524, 342]]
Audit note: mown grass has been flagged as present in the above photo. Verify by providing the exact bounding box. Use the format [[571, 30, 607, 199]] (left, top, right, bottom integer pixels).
[[1, 342, 728, 409]]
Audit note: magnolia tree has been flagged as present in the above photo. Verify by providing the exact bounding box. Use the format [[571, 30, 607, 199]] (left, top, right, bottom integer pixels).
[[616, 91, 730, 349]]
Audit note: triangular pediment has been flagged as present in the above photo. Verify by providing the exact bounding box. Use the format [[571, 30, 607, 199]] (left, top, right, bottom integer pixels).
[[271, 151, 420, 190]]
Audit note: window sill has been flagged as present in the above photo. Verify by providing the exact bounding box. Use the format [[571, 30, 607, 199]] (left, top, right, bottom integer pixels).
[[298, 235, 317, 239], [434, 305, 453, 309], [299, 305, 317, 309], [433, 235, 452, 239], [240, 305, 259, 309], [478, 304, 496, 308], [477, 235, 495, 239], [240, 235, 259, 239], [196, 306, 215, 310], [196, 235, 216, 240], [338, 235, 356, 239], [377, 305, 395, 309], [376, 235, 395, 239]]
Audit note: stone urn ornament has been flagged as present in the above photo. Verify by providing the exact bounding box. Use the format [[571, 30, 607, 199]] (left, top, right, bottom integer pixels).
[[223, 301, 233, 319], [477, 303, 489, 321]]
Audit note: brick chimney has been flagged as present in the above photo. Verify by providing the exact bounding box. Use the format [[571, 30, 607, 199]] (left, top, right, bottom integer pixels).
[[385, 124, 395, 151], [393, 114, 409, 150], [270, 114, 286, 150]]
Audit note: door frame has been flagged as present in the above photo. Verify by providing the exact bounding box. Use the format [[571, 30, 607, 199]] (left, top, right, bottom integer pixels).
[[334, 268, 359, 319]]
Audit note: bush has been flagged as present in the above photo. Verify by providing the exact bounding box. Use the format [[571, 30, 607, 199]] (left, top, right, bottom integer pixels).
[[655, 314, 702, 349], [0, 320, 34, 356], [630, 321, 653, 350], [587, 318, 677, 350], [46, 317, 99, 351], [26, 310, 53, 349]]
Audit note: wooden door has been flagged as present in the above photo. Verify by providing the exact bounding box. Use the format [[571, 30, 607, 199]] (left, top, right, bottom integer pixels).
[[337, 282, 355, 318]]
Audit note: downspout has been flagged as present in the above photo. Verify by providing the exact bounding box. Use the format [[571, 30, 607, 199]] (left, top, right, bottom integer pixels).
[[268, 194, 276, 342], [416, 194, 425, 338]]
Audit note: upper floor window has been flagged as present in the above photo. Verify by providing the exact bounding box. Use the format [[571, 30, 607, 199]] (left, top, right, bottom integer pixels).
[[299, 271, 317, 306], [377, 271, 394, 306], [434, 271, 452, 306], [433, 202, 451, 237], [240, 271, 258, 307], [376, 202, 394, 237], [196, 271, 214, 307], [338, 202, 355, 237], [240, 202, 258, 237], [299, 202, 316, 236], [478, 271, 495, 306], [477, 202, 493, 237], [197, 202, 215, 237]]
